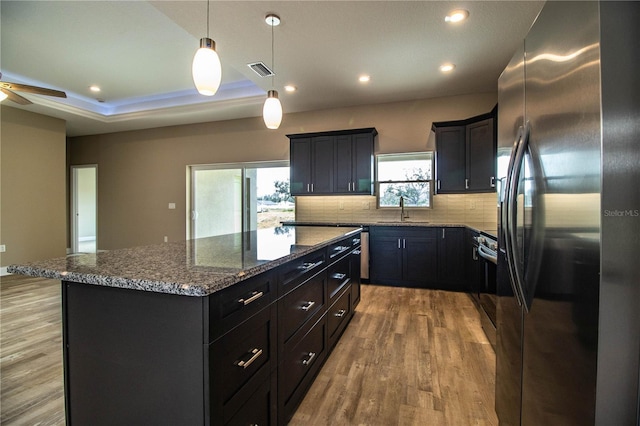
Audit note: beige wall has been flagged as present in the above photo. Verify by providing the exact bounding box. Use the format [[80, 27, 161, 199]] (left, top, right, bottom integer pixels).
[[1, 106, 67, 268], [69, 92, 497, 250]]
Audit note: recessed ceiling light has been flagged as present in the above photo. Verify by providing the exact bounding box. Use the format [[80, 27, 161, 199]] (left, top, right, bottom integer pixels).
[[359, 75, 371, 83], [439, 64, 456, 72], [284, 85, 297, 92], [445, 9, 469, 23], [89, 85, 101, 92]]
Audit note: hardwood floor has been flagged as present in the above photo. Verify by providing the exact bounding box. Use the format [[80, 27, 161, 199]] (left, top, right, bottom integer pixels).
[[290, 285, 498, 425], [0, 275, 65, 425], [0, 276, 497, 425]]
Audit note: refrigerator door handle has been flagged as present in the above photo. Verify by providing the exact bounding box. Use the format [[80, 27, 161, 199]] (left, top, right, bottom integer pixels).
[[503, 126, 524, 307], [506, 123, 531, 311]]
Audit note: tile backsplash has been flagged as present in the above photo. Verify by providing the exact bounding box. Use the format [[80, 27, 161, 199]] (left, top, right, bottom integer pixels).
[[295, 192, 498, 230]]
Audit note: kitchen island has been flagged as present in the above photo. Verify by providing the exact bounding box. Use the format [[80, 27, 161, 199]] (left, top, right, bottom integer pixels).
[[8, 225, 362, 425]]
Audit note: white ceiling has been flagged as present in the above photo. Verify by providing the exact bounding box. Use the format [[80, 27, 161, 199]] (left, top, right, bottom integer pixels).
[[1, 1, 544, 137]]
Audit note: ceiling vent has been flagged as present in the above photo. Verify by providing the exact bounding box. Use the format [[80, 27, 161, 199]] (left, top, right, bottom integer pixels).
[[247, 61, 275, 77]]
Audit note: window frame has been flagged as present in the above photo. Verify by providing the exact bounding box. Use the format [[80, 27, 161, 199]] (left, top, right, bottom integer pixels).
[[375, 152, 434, 209]]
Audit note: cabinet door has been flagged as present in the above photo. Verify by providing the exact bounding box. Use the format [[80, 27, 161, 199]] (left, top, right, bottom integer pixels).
[[437, 227, 466, 289], [290, 138, 311, 195], [334, 135, 353, 193], [466, 229, 483, 295], [466, 118, 496, 192], [311, 136, 334, 194], [435, 126, 466, 193], [352, 133, 374, 194], [369, 234, 403, 283], [403, 235, 437, 285]]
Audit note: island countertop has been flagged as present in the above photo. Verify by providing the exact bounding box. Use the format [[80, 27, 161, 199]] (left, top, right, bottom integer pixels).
[[7, 225, 361, 297]]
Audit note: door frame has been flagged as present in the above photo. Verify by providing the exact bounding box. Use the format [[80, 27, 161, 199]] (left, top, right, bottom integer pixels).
[[70, 165, 98, 253], [188, 161, 289, 240]]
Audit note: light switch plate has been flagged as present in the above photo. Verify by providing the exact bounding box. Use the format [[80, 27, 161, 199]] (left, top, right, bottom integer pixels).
[[168, 203, 176, 209]]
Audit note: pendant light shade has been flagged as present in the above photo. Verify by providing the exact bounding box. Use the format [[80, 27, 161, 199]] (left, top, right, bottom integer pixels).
[[263, 90, 282, 129], [263, 14, 283, 129], [192, 0, 221, 96], [192, 37, 221, 96]]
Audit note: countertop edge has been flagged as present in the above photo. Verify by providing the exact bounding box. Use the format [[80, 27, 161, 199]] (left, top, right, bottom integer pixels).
[[7, 227, 362, 297]]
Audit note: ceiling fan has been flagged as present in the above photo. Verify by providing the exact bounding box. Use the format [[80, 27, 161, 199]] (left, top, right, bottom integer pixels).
[[0, 72, 67, 105]]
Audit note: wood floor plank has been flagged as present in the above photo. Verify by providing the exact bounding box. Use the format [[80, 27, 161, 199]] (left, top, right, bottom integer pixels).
[[290, 285, 498, 426], [1, 276, 497, 425], [0, 275, 65, 426]]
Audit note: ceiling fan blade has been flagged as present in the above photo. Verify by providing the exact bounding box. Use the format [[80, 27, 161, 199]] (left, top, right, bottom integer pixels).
[[1, 88, 33, 105], [0, 81, 66, 98]]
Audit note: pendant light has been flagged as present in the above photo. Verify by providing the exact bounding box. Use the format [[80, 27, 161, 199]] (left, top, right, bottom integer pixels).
[[263, 14, 282, 129], [192, 0, 221, 96]]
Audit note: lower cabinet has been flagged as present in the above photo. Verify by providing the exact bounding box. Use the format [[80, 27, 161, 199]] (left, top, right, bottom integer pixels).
[[369, 226, 437, 287], [437, 227, 466, 290], [62, 231, 361, 426], [369, 226, 465, 290]]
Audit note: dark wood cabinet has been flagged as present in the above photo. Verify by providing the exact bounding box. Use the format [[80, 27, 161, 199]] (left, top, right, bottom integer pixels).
[[289, 128, 376, 195], [290, 136, 334, 195], [434, 125, 466, 192], [62, 230, 361, 426], [436, 227, 466, 290], [433, 107, 496, 193], [466, 228, 483, 295], [369, 226, 466, 291], [369, 226, 437, 287], [466, 118, 496, 191]]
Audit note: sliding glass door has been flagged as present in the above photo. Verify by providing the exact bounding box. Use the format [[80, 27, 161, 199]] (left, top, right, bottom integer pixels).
[[190, 162, 293, 239]]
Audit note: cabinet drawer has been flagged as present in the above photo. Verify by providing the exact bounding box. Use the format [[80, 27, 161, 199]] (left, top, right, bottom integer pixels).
[[279, 314, 327, 424], [209, 304, 276, 417], [279, 271, 326, 344], [278, 251, 326, 297], [327, 237, 353, 261], [328, 286, 352, 350], [327, 255, 350, 301], [224, 374, 276, 426], [207, 271, 275, 342]]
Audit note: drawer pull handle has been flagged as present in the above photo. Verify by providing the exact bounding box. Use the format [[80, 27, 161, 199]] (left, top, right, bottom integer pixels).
[[352, 250, 361, 255], [298, 262, 319, 271], [238, 291, 264, 306], [236, 348, 263, 369], [332, 273, 347, 280], [334, 309, 347, 318], [302, 352, 316, 366], [301, 301, 316, 311], [352, 238, 361, 244]]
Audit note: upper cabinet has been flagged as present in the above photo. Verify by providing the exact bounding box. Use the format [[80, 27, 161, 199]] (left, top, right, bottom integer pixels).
[[433, 106, 497, 193], [289, 128, 377, 196]]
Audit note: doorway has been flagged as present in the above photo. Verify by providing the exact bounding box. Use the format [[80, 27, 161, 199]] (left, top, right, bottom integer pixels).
[[70, 165, 97, 253], [189, 162, 293, 240]]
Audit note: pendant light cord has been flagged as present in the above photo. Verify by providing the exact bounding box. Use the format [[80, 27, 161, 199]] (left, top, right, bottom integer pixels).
[[206, 0, 210, 38], [271, 20, 275, 89]]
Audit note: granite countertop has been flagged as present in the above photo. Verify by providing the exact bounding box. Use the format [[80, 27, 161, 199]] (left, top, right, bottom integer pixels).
[[282, 221, 497, 237], [7, 225, 361, 297]]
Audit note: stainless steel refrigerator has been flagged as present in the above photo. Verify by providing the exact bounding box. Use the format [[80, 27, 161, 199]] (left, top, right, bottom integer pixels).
[[496, 2, 639, 425]]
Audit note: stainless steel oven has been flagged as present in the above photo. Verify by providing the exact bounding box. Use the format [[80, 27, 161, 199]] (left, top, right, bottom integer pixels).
[[474, 232, 497, 347]]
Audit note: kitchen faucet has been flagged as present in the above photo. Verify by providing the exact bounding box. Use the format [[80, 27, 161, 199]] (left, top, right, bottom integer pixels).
[[399, 196, 408, 221]]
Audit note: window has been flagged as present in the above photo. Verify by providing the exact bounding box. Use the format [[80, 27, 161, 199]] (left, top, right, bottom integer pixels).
[[376, 152, 433, 208], [190, 162, 293, 239]]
